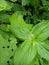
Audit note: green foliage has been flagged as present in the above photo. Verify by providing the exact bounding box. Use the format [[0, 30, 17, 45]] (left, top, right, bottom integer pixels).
[[10, 0, 17, 2], [0, 0, 12, 11], [0, 0, 49, 65], [14, 39, 37, 65]]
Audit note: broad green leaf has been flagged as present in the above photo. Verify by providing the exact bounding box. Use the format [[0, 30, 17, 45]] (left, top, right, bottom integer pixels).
[[14, 39, 37, 65], [37, 25, 49, 41], [10, 12, 31, 40], [37, 42, 49, 61], [32, 20, 49, 41], [0, 35, 17, 65], [26, 24, 32, 30]]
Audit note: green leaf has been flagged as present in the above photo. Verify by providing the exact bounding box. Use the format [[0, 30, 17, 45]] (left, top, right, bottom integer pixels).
[[0, 0, 7, 11], [37, 26, 49, 41], [30, 55, 40, 65], [37, 42, 49, 61], [10, 12, 31, 40], [14, 39, 37, 65], [0, 35, 10, 65], [0, 0, 13, 11], [32, 20, 49, 41], [22, 0, 30, 6], [0, 30, 9, 40], [41, 0, 48, 6], [10, 0, 17, 2], [30, 0, 40, 9], [0, 12, 9, 22], [12, 4, 23, 11], [5, 2, 13, 11], [26, 24, 32, 30], [0, 35, 17, 65], [40, 58, 49, 65], [0, 24, 7, 31], [41, 40, 49, 51]]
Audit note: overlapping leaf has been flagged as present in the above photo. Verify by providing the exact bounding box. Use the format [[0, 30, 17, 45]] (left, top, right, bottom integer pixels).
[[0, 0, 49, 65], [32, 20, 49, 41], [10, 12, 32, 40], [14, 39, 37, 65], [37, 42, 49, 61], [40, 57, 49, 65], [0, 0, 7, 11], [0, 35, 17, 65]]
